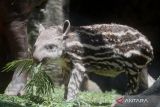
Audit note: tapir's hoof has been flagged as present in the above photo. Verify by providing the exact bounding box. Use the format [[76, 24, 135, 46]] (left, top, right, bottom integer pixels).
[[5, 91, 18, 96], [4, 83, 26, 96]]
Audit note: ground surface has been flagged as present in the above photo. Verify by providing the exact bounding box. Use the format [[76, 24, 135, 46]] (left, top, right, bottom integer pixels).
[[0, 87, 119, 107]]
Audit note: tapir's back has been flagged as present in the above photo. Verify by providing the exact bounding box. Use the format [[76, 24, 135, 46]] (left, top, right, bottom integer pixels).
[[64, 24, 153, 76]]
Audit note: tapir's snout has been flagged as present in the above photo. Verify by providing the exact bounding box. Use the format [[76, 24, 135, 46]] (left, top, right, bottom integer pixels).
[[33, 50, 51, 64], [33, 52, 43, 63], [32, 44, 44, 63]]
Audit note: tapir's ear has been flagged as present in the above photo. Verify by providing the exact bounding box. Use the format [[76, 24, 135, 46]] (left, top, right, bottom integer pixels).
[[63, 20, 70, 36], [39, 24, 45, 33]]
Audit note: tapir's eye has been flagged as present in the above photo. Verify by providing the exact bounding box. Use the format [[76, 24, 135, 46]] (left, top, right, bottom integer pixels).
[[46, 44, 57, 50]]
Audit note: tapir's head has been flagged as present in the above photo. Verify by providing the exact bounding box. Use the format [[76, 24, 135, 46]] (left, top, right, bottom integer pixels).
[[33, 20, 70, 63]]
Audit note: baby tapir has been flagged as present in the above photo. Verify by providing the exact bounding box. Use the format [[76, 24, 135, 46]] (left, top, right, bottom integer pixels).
[[33, 20, 153, 101]]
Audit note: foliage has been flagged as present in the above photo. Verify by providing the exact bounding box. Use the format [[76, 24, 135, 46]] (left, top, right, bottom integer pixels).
[[2, 59, 54, 98], [2, 59, 33, 74], [0, 94, 37, 107], [0, 88, 119, 107]]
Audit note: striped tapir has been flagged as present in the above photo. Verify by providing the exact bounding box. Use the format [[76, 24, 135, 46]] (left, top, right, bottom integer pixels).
[[33, 20, 153, 101]]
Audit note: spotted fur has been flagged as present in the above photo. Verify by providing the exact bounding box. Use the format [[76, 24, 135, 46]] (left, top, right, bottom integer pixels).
[[33, 20, 153, 101]]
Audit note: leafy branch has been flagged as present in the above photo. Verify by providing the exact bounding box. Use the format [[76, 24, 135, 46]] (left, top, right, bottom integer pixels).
[[3, 59, 54, 98]]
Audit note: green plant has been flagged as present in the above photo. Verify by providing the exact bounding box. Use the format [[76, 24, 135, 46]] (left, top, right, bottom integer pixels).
[[3, 59, 54, 98]]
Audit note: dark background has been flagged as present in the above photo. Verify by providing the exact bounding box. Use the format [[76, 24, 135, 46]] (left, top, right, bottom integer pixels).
[[69, 0, 160, 92]]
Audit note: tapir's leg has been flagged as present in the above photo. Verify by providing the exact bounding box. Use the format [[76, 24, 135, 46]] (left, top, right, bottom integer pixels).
[[80, 74, 102, 92], [126, 69, 140, 95], [5, 20, 29, 95], [65, 63, 85, 101], [139, 67, 155, 89], [126, 67, 155, 95], [5, 70, 29, 95]]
